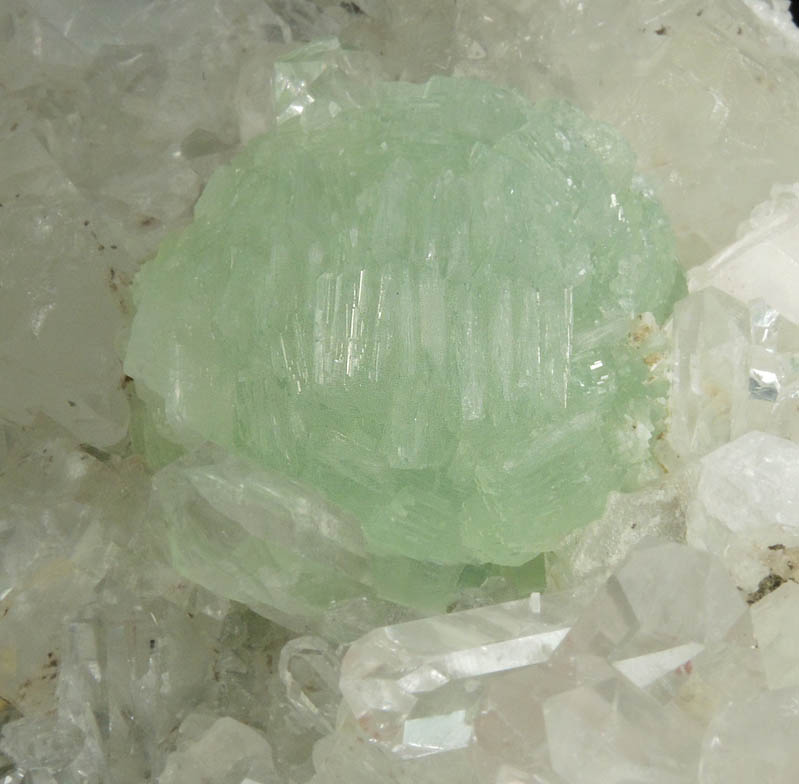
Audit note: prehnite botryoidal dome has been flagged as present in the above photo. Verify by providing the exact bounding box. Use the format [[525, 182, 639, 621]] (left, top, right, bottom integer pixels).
[[125, 44, 685, 605]]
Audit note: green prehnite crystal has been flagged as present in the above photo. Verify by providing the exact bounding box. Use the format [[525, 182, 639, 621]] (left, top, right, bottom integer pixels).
[[125, 50, 685, 588]]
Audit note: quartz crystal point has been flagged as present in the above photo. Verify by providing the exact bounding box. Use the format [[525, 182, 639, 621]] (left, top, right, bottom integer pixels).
[[127, 43, 685, 593], [52, 596, 226, 783], [339, 590, 581, 759], [316, 542, 757, 783]]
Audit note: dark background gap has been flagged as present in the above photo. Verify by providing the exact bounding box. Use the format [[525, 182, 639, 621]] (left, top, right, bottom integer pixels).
[[792, 0, 799, 25]]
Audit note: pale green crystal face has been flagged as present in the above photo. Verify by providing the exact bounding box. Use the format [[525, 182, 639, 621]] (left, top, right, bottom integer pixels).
[[126, 73, 684, 568]]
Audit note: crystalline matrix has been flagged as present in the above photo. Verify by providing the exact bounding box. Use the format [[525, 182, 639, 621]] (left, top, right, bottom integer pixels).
[[4, 1, 799, 783]]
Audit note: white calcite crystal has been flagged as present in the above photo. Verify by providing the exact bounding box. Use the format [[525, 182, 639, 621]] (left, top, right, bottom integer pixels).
[[159, 715, 278, 784], [686, 431, 799, 593], [668, 288, 799, 460], [699, 687, 799, 784], [690, 184, 799, 323], [751, 581, 799, 690], [3, 0, 799, 782]]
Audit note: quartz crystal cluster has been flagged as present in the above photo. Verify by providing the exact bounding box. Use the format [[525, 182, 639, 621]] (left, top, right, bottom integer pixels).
[[3, 0, 799, 782]]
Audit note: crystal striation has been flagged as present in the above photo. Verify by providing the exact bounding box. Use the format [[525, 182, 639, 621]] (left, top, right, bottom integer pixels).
[[315, 542, 760, 783], [126, 48, 685, 584], [339, 589, 581, 759]]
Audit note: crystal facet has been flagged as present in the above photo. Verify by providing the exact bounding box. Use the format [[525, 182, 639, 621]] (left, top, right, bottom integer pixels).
[[126, 51, 684, 605], [315, 542, 756, 783], [687, 431, 799, 593]]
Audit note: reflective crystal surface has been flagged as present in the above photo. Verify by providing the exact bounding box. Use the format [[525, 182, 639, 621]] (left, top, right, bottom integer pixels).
[[315, 543, 761, 784], [669, 195, 799, 461], [690, 184, 799, 324], [340, 591, 581, 758]]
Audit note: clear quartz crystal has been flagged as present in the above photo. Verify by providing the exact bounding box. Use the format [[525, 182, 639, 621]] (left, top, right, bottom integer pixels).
[[339, 591, 581, 758], [159, 715, 278, 784], [325, 543, 757, 783], [279, 637, 342, 734]]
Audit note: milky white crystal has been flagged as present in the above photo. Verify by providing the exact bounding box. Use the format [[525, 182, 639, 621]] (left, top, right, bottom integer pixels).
[[750, 580, 799, 690], [689, 184, 799, 322], [340, 591, 580, 758], [699, 687, 799, 784], [159, 715, 277, 784], [687, 430, 799, 592]]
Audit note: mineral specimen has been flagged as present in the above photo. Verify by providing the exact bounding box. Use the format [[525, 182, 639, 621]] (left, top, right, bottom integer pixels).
[[4, 0, 799, 782], [126, 45, 685, 607], [315, 542, 762, 784]]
